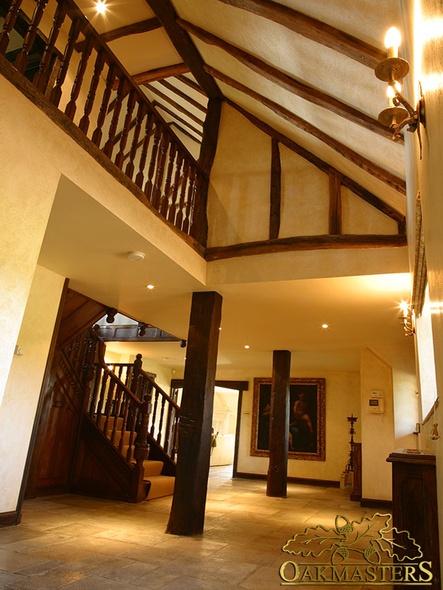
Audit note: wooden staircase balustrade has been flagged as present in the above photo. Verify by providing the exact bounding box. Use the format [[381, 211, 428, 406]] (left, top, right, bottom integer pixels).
[[105, 353, 181, 467], [0, 0, 208, 246], [69, 327, 179, 480]]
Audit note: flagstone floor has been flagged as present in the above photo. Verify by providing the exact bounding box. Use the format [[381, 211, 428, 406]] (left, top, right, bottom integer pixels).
[[0, 467, 391, 589]]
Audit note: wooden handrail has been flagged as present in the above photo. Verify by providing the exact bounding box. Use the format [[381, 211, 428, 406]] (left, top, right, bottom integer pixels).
[[0, 0, 208, 245]]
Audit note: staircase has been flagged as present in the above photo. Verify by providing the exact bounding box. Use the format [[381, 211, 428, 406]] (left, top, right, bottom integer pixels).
[[64, 327, 179, 502]]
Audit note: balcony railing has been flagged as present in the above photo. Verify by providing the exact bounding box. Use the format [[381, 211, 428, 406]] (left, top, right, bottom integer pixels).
[[0, 0, 208, 246]]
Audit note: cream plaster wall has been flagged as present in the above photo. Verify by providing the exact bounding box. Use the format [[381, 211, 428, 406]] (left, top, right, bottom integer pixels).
[[0, 265, 64, 513], [0, 82, 61, 406], [411, 0, 443, 567], [208, 103, 404, 251], [208, 106, 271, 246], [235, 370, 360, 483], [360, 348, 395, 501]]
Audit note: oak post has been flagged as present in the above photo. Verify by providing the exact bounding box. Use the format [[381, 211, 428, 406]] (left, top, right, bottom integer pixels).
[[266, 350, 291, 498], [166, 291, 222, 536]]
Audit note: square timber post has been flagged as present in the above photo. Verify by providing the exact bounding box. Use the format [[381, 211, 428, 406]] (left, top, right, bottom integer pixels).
[[166, 291, 222, 536], [267, 350, 291, 497]]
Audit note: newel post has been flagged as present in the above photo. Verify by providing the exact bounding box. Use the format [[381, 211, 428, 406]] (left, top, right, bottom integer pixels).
[[131, 353, 143, 398], [131, 399, 150, 503]]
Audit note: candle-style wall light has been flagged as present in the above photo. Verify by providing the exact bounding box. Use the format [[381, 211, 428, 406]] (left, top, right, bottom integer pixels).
[[375, 27, 425, 153]]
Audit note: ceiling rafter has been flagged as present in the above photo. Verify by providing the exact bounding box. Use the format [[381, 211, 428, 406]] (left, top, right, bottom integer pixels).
[[154, 101, 204, 137], [177, 74, 207, 97], [144, 0, 222, 99], [132, 63, 190, 84], [170, 121, 201, 143], [216, 0, 386, 69], [75, 18, 161, 52], [157, 79, 207, 113], [178, 19, 395, 141], [111, 64, 190, 90], [207, 66, 405, 195], [226, 98, 405, 226], [143, 82, 205, 126]]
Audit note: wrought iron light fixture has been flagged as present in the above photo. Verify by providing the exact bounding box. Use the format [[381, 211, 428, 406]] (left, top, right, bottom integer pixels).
[[375, 27, 425, 149], [399, 300, 415, 336]]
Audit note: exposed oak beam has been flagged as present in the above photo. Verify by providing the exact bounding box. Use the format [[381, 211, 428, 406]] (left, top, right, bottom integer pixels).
[[226, 99, 406, 225], [132, 63, 190, 84], [329, 175, 342, 235], [217, 0, 386, 69], [111, 63, 190, 91], [205, 234, 407, 262], [177, 74, 206, 97], [144, 83, 205, 126], [170, 122, 201, 143], [76, 18, 161, 51], [158, 79, 207, 113], [154, 101, 203, 136], [178, 19, 392, 140], [144, 0, 221, 98], [269, 138, 281, 240], [207, 67, 405, 195]]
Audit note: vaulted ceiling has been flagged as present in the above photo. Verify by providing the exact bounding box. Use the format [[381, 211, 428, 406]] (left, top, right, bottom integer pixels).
[[38, 0, 413, 373], [75, 0, 406, 217]]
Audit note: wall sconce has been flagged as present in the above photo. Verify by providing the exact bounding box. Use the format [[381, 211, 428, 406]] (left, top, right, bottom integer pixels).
[[429, 423, 440, 440], [399, 300, 415, 336], [375, 27, 425, 152]]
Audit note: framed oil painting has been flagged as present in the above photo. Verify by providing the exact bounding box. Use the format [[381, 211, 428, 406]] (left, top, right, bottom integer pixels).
[[250, 377, 326, 461]]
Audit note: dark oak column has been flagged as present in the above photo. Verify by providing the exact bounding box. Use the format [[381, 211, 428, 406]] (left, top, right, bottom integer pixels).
[[267, 350, 291, 497], [166, 291, 222, 536]]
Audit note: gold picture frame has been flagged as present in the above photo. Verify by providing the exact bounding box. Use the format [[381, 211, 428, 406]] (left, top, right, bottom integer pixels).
[[250, 377, 326, 461]]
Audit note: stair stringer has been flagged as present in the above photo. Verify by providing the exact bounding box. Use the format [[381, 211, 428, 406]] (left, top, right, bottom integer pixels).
[[71, 414, 148, 502]]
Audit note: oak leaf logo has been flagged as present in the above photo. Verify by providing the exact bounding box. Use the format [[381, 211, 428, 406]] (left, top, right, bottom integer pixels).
[[282, 513, 423, 564]]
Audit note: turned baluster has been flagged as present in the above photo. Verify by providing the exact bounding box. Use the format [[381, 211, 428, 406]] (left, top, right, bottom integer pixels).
[[103, 76, 127, 159], [78, 48, 105, 134], [167, 152, 184, 225], [175, 160, 190, 230], [91, 62, 117, 147], [151, 131, 169, 210], [144, 123, 162, 201], [135, 110, 154, 189], [182, 166, 198, 235], [149, 389, 160, 438], [0, 0, 23, 56], [65, 35, 94, 120], [115, 89, 137, 169], [95, 369, 108, 423], [125, 403, 138, 462], [14, 0, 48, 73], [110, 383, 123, 445], [33, 1, 67, 92], [156, 395, 167, 444], [117, 396, 130, 453], [125, 102, 146, 180], [50, 17, 83, 107], [160, 143, 177, 218], [133, 400, 150, 469]]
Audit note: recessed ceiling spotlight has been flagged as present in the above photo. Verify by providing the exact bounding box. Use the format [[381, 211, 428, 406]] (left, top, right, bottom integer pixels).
[[321, 323, 329, 329], [146, 284, 155, 290], [96, 0, 107, 14], [244, 345, 250, 349], [127, 250, 145, 262]]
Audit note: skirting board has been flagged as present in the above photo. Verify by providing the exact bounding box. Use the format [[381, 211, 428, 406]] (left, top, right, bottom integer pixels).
[[0, 510, 21, 528], [235, 472, 339, 488], [360, 497, 392, 510]]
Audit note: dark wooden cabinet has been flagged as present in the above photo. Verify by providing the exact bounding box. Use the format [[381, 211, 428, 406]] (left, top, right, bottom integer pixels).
[[387, 449, 440, 589]]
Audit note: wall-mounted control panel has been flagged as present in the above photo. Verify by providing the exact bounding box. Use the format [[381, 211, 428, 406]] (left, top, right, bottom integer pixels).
[[369, 390, 384, 413]]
